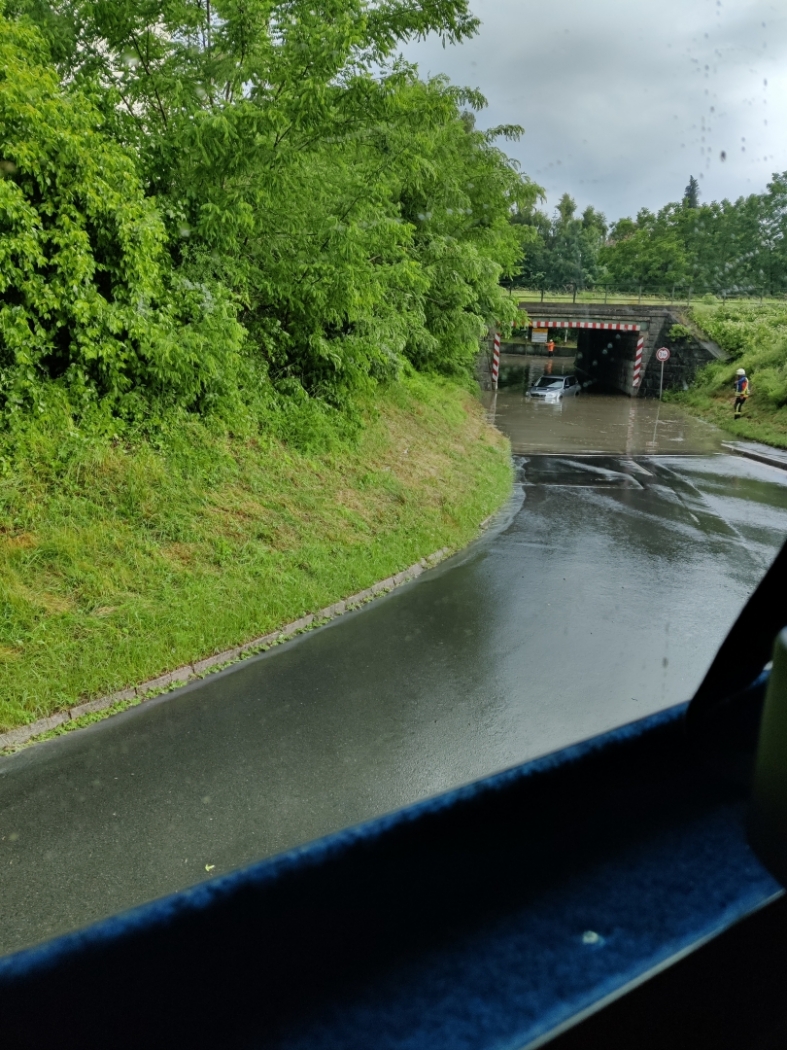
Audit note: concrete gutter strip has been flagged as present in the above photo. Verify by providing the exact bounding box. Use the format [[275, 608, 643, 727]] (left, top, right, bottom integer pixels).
[[0, 713, 71, 750], [0, 547, 453, 753], [722, 441, 787, 472]]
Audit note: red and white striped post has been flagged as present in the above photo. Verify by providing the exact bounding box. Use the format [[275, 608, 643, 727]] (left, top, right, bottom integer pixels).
[[632, 334, 644, 391], [491, 329, 501, 390]]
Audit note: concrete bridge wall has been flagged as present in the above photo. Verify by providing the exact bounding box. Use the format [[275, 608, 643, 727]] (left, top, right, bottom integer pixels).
[[517, 303, 725, 397]]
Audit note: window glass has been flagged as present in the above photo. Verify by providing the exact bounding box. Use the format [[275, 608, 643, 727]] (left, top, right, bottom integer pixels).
[[1, 0, 785, 961]]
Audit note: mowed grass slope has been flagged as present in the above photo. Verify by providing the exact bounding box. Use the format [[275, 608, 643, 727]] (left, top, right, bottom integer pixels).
[[673, 300, 787, 447], [0, 377, 511, 730]]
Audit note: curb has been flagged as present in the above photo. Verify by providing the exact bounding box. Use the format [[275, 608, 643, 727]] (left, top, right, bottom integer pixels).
[[0, 547, 452, 754], [722, 442, 787, 473]]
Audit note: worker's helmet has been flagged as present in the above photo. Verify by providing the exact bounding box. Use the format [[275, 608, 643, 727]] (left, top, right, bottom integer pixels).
[[736, 368, 746, 376]]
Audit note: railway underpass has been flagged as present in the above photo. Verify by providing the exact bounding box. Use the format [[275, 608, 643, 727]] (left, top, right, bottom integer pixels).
[[514, 302, 725, 396]]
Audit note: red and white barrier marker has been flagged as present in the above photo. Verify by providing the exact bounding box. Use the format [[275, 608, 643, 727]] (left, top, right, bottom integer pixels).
[[632, 334, 644, 389], [531, 320, 641, 332], [491, 330, 501, 389]]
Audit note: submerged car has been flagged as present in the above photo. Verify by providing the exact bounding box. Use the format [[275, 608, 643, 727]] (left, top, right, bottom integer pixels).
[[526, 375, 581, 401]]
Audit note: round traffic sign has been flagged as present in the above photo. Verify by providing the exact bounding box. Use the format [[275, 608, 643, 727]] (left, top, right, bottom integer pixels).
[[655, 346, 671, 363]]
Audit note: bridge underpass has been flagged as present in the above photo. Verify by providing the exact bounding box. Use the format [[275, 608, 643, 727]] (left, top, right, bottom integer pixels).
[[515, 302, 725, 396], [575, 327, 639, 393]]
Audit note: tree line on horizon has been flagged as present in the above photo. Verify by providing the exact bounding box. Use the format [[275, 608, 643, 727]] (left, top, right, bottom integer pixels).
[[0, 0, 539, 434], [511, 173, 787, 300]]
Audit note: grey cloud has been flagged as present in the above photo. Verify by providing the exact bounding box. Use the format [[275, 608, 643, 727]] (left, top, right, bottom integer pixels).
[[402, 0, 787, 219]]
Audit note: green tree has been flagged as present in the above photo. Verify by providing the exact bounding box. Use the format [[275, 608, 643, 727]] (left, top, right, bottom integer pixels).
[[601, 206, 688, 293], [521, 171, 787, 299], [509, 200, 550, 292], [684, 176, 700, 209], [757, 174, 787, 296], [516, 194, 607, 293], [0, 11, 244, 422], [578, 204, 608, 289], [11, 0, 534, 402], [549, 194, 583, 291]]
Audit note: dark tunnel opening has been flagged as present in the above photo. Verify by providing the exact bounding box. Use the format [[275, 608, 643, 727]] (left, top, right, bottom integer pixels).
[[575, 330, 638, 394]]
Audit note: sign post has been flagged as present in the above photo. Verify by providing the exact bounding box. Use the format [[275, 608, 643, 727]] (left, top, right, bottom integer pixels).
[[491, 329, 501, 390], [655, 346, 671, 400]]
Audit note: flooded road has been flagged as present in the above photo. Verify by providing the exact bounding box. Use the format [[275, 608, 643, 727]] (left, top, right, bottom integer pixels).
[[485, 353, 724, 455], [2, 374, 787, 956]]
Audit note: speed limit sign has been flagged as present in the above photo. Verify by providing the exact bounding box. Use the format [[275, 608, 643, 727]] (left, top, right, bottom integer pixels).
[[655, 346, 671, 399]]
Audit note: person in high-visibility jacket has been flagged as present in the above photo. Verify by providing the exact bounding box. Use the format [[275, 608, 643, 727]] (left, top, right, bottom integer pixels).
[[734, 368, 749, 418]]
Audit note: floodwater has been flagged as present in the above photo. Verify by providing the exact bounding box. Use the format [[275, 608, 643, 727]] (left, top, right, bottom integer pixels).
[[3, 436, 787, 954], [484, 354, 724, 455]]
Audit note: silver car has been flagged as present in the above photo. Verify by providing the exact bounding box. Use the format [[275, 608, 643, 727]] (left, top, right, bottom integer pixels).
[[526, 375, 581, 401]]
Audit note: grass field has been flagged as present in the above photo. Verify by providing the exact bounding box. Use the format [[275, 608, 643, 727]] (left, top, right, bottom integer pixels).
[[0, 376, 512, 731]]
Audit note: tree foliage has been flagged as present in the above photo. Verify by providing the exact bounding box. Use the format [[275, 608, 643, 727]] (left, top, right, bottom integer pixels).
[[601, 175, 787, 297], [511, 193, 607, 294], [0, 12, 246, 422], [0, 0, 539, 427], [683, 176, 699, 210], [510, 172, 787, 301]]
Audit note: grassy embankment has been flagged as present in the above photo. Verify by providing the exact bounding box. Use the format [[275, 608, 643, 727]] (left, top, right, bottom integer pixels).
[[670, 300, 787, 448], [0, 376, 512, 733]]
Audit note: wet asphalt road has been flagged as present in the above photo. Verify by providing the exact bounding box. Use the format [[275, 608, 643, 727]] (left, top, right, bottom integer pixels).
[[3, 387, 787, 955]]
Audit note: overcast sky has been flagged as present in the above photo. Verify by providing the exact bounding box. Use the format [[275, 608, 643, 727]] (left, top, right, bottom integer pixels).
[[402, 0, 787, 222]]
